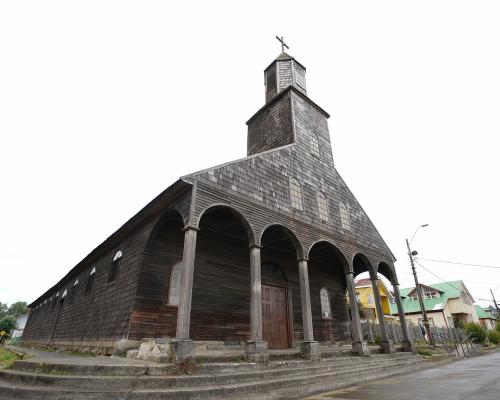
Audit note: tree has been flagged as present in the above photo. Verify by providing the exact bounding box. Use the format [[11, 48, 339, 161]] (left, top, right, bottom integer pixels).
[[0, 315, 17, 334], [0, 302, 8, 319], [8, 301, 28, 317]]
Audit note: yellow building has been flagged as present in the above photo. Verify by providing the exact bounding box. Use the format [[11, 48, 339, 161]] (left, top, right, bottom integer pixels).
[[354, 278, 397, 323]]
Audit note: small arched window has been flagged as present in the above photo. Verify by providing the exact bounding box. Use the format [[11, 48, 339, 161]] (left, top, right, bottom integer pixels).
[[339, 202, 351, 231], [310, 134, 320, 158], [107, 250, 123, 284], [86, 266, 96, 293], [290, 178, 303, 211], [320, 287, 332, 319], [317, 191, 329, 221], [168, 261, 183, 306]]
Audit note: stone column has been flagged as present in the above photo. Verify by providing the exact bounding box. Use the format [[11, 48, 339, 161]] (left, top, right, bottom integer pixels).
[[245, 245, 268, 362], [298, 258, 320, 361], [370, 274, 395, 354], [173, 226, 198, 361], [345, 271, 370, 356], [393, 282, 415, 352]]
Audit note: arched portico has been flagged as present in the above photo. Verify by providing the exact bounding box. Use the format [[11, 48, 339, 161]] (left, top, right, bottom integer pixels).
[[129, 209, 186, 340], [307, 241, 350, 343], [196, 203, 256, 246], [353, 253, 394, 353], [190, 205, 255, 340], [259, 224, 319, 360]]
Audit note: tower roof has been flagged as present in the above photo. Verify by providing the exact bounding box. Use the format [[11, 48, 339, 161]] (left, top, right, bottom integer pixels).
[[275, 52, 294, 61], [264, 52, 306, 72]]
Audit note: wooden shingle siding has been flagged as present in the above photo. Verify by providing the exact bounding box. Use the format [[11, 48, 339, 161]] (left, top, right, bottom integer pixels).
[[22, 192, 192, 348]]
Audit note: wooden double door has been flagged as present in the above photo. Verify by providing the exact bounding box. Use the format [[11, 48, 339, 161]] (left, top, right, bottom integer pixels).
[[262, 284, 291, 348]]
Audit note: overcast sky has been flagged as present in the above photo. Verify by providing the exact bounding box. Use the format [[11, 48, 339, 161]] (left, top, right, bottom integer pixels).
[[1, 1, 499, 309]]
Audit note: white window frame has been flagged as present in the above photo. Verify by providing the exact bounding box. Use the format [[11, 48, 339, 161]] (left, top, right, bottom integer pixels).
[[320, 287, 332, 319]]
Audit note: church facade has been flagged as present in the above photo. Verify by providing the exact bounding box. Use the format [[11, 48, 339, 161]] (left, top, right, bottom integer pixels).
[[22, 49, 413, 361]]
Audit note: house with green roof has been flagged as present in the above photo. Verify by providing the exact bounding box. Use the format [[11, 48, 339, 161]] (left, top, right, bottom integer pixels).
[[475, 305, 497, 330], [390, 280, 479, 328]]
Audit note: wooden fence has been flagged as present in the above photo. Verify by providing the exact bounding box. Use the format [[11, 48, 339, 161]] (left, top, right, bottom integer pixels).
[[357, 321, 465, 344]]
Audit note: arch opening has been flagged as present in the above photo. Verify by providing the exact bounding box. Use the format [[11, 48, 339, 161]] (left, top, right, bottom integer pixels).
[[197, 204, 255, 246], [308, 241, 350, 344], [129, 209, 186, 340], [260, 224, 304, 349], [190, 205, 254, 342]]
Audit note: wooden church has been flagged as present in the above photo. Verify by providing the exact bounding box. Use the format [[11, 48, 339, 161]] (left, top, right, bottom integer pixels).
[[22, 42, 414, 361]]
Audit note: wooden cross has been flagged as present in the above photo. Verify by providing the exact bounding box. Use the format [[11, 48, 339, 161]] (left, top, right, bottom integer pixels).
[[275, 36, 289, 53]]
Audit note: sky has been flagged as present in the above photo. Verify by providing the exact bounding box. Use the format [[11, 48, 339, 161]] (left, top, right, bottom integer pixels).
[[1, 1, 499, 309]]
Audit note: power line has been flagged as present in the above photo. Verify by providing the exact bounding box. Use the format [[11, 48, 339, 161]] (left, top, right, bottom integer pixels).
[[418, 258, 500, 269]]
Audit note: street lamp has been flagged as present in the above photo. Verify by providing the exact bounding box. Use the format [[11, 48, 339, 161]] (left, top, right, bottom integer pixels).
[[406, 224, 434, 346]]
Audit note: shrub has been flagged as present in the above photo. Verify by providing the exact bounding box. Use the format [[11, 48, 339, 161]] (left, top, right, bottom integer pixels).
[[488, 330, 500, 345], [464, 322, 487, 343], [495, 322, 500, 333], [417, 348, 433, 356], [0, 315, 17, 334]]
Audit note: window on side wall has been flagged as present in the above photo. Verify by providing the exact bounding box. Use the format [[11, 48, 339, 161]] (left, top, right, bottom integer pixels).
[[86, 267, 96, 293], [168, 261, 183, 306], [107, 250, 123, 284]]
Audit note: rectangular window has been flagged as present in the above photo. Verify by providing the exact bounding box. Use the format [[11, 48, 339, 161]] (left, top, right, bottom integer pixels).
[[339, 202, 351, 231]]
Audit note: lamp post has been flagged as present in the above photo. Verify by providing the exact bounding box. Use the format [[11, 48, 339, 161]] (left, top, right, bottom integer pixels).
[[406, 224, 434, 346]]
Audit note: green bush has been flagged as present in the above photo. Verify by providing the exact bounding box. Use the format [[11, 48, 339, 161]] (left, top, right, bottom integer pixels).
[[464, 322, 487, 343], [417, 348, 433, 356], [0, 315, 17, 334], [488, 330, 500, 345], [495, 322, 500, 333]]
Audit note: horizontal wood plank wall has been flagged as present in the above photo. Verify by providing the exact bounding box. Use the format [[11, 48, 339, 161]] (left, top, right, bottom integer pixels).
[[128, 212, 185, 339], [23, 191, 192, 347], [22, 224, 153, 345], [308, 258, 350, 343], [190, 229, 251, 341]]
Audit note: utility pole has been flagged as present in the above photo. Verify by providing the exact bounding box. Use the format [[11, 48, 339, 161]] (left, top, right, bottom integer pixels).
[[490, 289, 500, 319], [406, 238, 435, 345]]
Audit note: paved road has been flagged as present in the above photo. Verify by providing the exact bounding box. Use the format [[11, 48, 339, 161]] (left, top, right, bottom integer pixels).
[[307, 351, 500, 400]]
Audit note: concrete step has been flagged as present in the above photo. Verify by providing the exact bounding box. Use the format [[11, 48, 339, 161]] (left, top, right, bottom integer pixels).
[[0, 358, 426, 400], [0, 357, 422, 390], [11, 351, 418, 376]]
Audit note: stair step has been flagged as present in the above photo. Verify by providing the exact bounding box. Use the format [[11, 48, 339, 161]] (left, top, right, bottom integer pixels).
[[11, 352, 419, 376], [0, 359, 427, 400], [0, 358, 423, 390]]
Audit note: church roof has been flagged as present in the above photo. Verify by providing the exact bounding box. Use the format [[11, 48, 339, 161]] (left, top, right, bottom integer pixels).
[[28, 178, 192, 307]]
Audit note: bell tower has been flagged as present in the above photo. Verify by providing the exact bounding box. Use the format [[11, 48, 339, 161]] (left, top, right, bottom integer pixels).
[[264, 52, 307, 103]]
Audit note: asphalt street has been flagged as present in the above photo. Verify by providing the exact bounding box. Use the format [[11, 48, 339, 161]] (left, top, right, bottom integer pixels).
[[307, 351, 500, 400]]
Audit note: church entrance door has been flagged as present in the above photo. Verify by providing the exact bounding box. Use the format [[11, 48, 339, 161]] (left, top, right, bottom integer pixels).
[[262, 284, 289, 348]]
